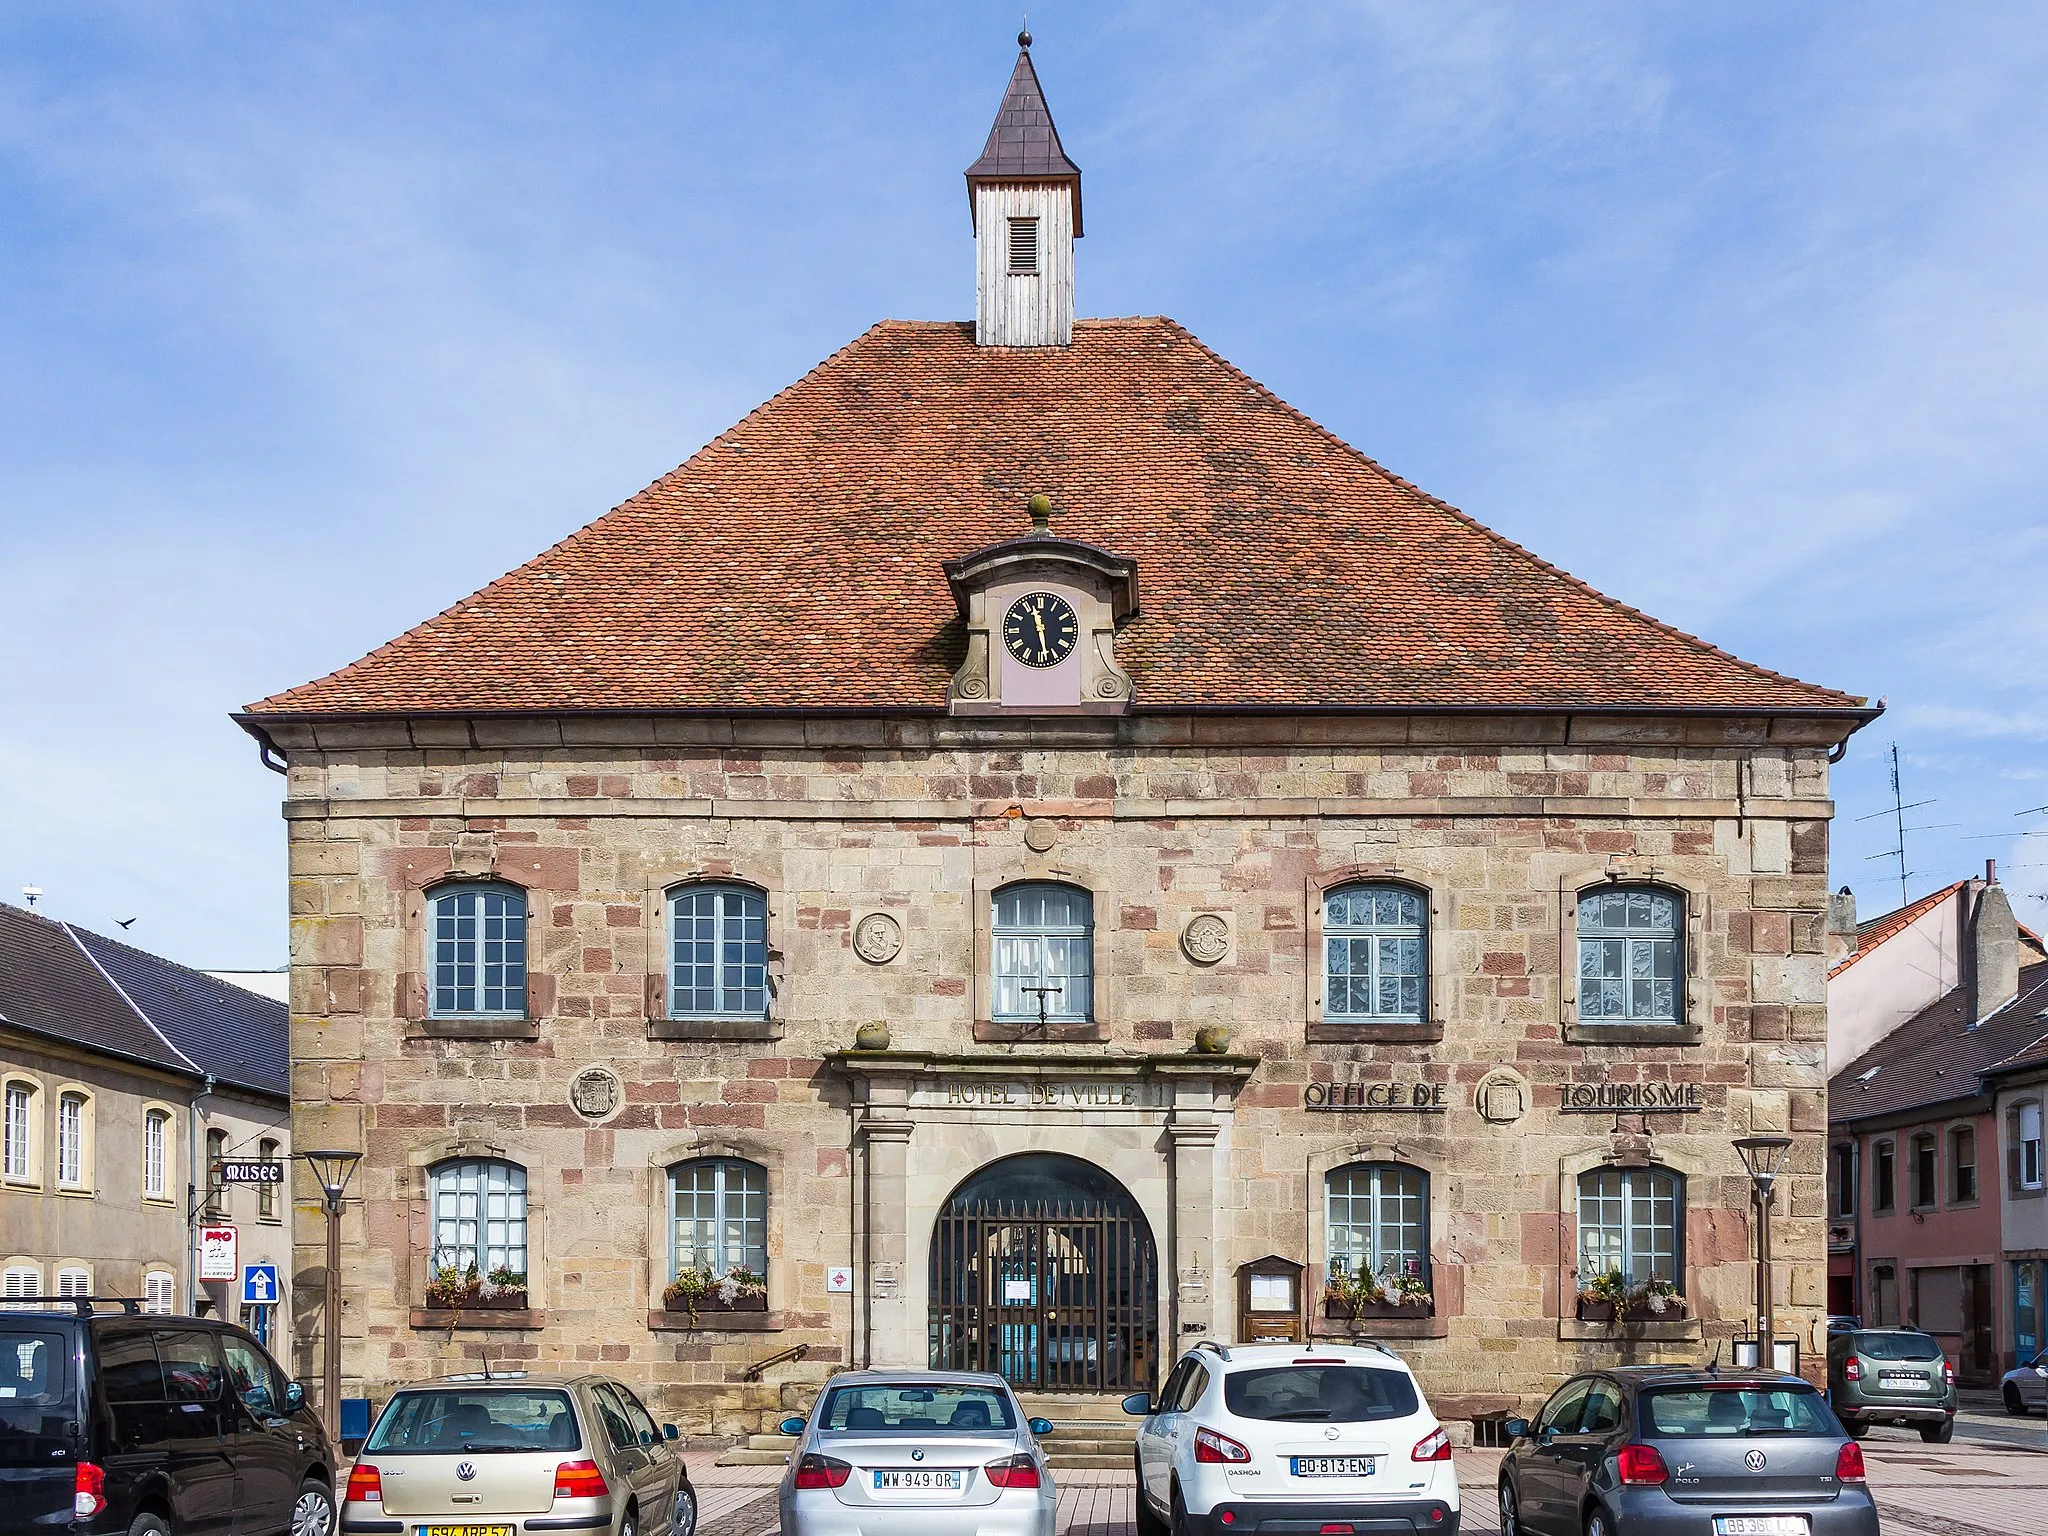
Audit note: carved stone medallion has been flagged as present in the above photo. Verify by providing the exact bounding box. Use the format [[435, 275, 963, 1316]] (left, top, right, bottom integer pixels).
[[1023, 817, 1058, 852], [1475, 1067, 1528, 1125], [1181, 913, 1231, 966], [853, 912, 904, 965], [569, 1066, 621, 1122]]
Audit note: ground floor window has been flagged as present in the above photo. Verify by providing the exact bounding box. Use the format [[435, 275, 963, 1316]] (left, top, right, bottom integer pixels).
[[1576, 1166, 1682, 1288], [1869, 1262, 1899, 1327], [1325, 1162, 1429, 1283], [429, 1158, 529, 1280], [669, 1158, 767, 1279]]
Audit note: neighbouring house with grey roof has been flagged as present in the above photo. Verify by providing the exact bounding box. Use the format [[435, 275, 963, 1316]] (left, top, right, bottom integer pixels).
[[0, 902, 292, 1352]]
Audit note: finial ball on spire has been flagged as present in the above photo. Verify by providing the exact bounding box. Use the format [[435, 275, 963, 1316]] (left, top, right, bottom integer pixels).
[[1018, 28, 1031, 48]]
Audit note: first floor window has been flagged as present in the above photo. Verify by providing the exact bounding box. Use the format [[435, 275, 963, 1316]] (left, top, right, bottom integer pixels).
[[669, 884, 769, 1018], [669, 1158, 767, 1279], [1325, 1162, 1428, 1282], [143, 1271, 175, 1314], [430, 883, 528, 1017], [1576, 886, 1681, 1024], [4, 1081, 33, 1181], [57, 1268, 89, 1299], [2021, 1104, 2043, 1191], [1831, 1143, 1855, 1217], [1952, 1127, 1977, 1204], [1873, 1139, 1895, 1211], [1577, 1166, 1682, 1289], [991, 882, 1093, 1023], [258, 1139, 279, 1221], [205, 1128, 228, 1216], [429, 1159, 528, 1278], [1322, 884, 1427, 1023], [56, 1094, 84, 1189], [2, 1266, 40, 1301], [143, 1110, 169, 1200], [1910, 1134, 1938, 1209]]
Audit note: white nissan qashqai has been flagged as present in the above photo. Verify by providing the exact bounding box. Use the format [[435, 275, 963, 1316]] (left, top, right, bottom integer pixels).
[[1124, 1340, 1460, 1536]]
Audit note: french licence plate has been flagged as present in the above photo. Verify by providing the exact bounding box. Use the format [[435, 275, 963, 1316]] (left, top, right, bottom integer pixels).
[[423, 1526, 515, 1536], [1714, 1519, 1809, 1536], [873, 1469, 963, 1491], [1289, 1456, 1376, 1477]]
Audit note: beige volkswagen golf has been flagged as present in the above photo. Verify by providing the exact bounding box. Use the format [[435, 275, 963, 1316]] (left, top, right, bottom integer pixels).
[[341, 1374, 697, 1536]]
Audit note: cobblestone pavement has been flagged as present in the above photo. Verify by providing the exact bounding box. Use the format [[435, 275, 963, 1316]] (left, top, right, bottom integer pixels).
[[683, 1423, 2048, 1535]]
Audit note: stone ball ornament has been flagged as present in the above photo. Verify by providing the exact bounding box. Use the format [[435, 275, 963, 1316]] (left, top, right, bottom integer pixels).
[[1181, 913, 1231, 965], [853, 912, 904, 964]]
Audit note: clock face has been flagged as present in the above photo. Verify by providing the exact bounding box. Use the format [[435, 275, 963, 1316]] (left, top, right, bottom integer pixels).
[[1003, 591, 1080, 669]]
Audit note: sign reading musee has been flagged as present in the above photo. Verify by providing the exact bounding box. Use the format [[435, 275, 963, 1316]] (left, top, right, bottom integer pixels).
[[1559, 1082, 1704, 1114], [219, 1160, 285, 1184], [198, 1226, 238, 1282], [1303, 1082, 1448, 1113]]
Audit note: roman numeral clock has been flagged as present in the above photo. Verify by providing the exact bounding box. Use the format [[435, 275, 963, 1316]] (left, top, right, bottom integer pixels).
[[943, 504, 1137, 714]]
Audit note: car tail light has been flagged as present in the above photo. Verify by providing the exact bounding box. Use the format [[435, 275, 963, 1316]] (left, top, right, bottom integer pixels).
[[984, 1453, 1042, 1490], [1943, 1359, 1956, 1387], [1836, 1442, 1867, 1482], [1617, 1444, 1669, 1486], [344, 1464, 382, 1504], [73, 1462, 107, 1519], [1411, 1426, 1451, 1462], [1194, 1426, 1252, 1464], [792, 1453, 853, 1490], [1842, 1358, 1861, 1381], [553, 1460, 610, 1499]]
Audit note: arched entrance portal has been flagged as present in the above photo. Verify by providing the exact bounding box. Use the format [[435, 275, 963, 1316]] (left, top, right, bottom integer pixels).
[[929, 1153, 1159, 1393]]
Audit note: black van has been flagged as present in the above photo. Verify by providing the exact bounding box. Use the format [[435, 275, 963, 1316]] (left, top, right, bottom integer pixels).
[[0, 1299, 335, 1536]]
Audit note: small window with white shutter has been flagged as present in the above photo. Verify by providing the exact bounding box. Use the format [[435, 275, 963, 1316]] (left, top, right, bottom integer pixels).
[[143, 1271, 175, 1315], [1007, 218, 1039, 275]]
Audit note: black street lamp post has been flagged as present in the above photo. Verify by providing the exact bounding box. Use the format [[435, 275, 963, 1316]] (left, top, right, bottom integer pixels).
[[298, 1149, 363, 1442], [1734, 1135, 1796, 1371]]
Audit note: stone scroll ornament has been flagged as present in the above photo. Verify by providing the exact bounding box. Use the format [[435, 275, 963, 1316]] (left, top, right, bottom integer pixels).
[[1181, 913, 1231, 965], [569, 1066, 622, 1121], [853, 912, 904, 965]]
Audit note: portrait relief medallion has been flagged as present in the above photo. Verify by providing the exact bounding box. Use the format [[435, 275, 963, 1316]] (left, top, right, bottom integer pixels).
[[853, 912, 904, 965], [1181, 913, 1231, 965], [569, 1066, 621, 1121]]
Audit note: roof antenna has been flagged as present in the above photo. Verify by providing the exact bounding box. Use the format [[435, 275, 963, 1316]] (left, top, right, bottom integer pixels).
[[1854, 742, 1942, 910], [1706, 1342, 1720, 1376], [1019, 17, 1030, 49]]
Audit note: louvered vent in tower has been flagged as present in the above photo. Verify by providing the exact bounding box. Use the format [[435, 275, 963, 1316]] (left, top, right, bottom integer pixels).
[[1007, 218, 1039, 275]]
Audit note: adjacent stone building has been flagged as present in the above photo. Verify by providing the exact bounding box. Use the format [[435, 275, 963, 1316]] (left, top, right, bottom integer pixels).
[[237, 39, 1875, 1433]]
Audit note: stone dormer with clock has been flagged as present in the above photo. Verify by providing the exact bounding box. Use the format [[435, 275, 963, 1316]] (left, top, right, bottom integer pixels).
[[945, 497, 1136, 714]]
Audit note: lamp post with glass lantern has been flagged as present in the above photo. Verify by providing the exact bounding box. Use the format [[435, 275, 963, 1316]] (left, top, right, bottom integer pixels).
[[298, 1149, 362, 1441], [1734, 1135, 1795, 1371]]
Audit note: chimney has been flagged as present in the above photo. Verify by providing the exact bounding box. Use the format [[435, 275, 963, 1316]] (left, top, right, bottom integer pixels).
[[1968, 862, 2020, 1026], [1825, 887, 1858, 969]]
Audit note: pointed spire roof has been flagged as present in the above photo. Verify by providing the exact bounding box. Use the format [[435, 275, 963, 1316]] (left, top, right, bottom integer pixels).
[[965, 38, 1082, 233]]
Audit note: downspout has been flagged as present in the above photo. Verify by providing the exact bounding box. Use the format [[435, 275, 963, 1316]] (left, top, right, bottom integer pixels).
[[188, 1074, 216, 1314]]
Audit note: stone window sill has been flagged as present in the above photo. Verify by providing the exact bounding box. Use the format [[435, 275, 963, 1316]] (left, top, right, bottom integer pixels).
[[1312, 1316, 1448, 1340], [409, 1308, 546, 1331], [646, 1309, 784, 1333], [1307, 1021, 1444, 1045], [1563, 1022, 1704, 1047], [2013, 1187, 2046, 1201], [412, 1017, 541, 1042], [974, 1020, 1105, 1044], [56, 1186, 95, 1200], [1558, 1317, 1701, 1343], [648, 1017, 783, 1043]]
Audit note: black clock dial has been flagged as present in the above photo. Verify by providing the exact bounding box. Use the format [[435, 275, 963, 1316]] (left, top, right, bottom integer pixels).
[[1003, 591, 1080, 668]]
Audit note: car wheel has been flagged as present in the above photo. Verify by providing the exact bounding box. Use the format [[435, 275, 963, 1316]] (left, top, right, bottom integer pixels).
[[1920, 1419, 1955, 1444], [671, 1486, 697, 1536], [619, 1506, 638, 1536], [1586, 1505, 1613, 1536], [291, 1480, 335, 1536], [1498, 1476, 1524, 1536], [1842, 1416, 1867, 1439], [128, 1515, 172, 1536], [1170, 1484, 1193, 1536], [1133, 1456, 1168, 1536], [2007, 1384, 2027, 1417]]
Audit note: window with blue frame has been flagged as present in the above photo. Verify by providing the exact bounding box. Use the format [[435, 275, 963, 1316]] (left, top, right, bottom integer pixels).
[[991, 882, 1094, 1023], [669, 884, 769, 1018], [1576, 886, 1682, 1025], [1322, 884, 1427, 1023], [429, 883, 528, 1018]]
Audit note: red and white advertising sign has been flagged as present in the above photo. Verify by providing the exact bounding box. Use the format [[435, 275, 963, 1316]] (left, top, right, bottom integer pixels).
[[198, 1226, 238, 1282]]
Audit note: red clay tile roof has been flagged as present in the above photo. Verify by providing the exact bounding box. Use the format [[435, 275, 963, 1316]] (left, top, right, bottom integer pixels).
[[244, 319, 1870, 720], [1827, 881, 1967, 980]]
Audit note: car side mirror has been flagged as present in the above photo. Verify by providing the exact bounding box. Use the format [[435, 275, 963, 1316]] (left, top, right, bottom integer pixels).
[[1504, 1418, 1530, 1440], [284, 1382, 305, 1412], [2036, 1366, 2047, 1379], [779, 1417, 807, 1436], [1121, 1393, 1153, 1417], [663, 1423, 680, 1441], [1028, 1417, 1054, 1436]]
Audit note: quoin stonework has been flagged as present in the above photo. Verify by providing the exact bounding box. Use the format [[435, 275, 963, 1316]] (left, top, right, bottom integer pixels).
[[236, 37, 1876, 1437]]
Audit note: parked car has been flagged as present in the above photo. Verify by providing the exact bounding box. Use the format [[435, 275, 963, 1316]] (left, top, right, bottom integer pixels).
[[1496, 1366, 1876, 1536], [1124, 1340, 1459, 1536], [341, 1373, 695, 1536], [1999, 1347, 2048, 1416], [775, 1370, 1056, 1536], [1825, 1327, 1957, 1441], [0, 1296, 334, 1536]]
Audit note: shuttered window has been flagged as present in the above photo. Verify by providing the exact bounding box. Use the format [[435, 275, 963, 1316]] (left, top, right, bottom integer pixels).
[[144, 1271, 175, 1314], [1007, 217, 1039, 275]]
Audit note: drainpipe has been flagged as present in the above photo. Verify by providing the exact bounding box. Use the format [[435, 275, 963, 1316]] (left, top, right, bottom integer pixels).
[[187, 1074, 216, 1314]]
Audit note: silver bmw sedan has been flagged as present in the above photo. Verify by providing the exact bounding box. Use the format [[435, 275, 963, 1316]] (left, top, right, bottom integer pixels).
[[776, 1370, 1056, 1536]]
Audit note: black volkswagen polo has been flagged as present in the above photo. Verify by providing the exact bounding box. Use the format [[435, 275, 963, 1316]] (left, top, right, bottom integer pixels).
[[1496, 1366, 1877, 1536]]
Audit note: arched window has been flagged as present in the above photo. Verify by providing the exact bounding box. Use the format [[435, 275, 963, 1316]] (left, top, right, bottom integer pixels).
[[3, 1265, 41, 1301], [143, 1270, 175, 1314], [1323, 884, 1427, 1023], [57, 1267, 89, 1299], [56, 1092, 88, 1191], [430, 883, 528, 1018], [1325, 1162, 1429, 1284], [1576, 1166, 1683, 1289], [1577, 886, 1682, 1025], [991, 882, 1094, 1023], [669, 884, 769, 1019], [668, 1158, 767, 1279], [429, 1159, 528, 1279], [142, 1109, 170, 1200]]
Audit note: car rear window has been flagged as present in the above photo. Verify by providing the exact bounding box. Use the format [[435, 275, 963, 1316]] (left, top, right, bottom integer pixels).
[[1642, 1386, 1836, 1437], [1223, 1366, 1419, 1423], [1853, 1332, 1943, 1361], [817, 1384, 1016, 1433], [364, 1389, 581, 1453], [0, 1327, 68, 1406]]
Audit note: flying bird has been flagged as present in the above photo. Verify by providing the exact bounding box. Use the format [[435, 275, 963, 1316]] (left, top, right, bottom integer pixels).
[[116, 918, 137, 929]]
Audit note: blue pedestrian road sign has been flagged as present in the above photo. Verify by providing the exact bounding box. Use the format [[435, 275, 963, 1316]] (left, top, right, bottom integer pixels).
[[241, 1264, 280, 1306]]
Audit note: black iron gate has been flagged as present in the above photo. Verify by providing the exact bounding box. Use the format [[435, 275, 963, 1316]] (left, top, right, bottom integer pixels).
[[929, 1157, 1158, 1393]]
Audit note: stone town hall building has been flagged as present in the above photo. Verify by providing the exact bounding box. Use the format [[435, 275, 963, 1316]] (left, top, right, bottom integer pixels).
[[238, 41, 1874, 1433]]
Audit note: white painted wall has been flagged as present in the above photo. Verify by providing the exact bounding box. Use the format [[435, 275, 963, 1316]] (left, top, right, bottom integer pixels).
[[974, 183, 1074, 347], [1828, 887, 1963, 1073]]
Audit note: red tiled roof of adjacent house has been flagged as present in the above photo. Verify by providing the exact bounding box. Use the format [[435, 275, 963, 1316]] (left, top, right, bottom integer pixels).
[[244, 319, 1870, 720], [1827, 881, 1967, 980]]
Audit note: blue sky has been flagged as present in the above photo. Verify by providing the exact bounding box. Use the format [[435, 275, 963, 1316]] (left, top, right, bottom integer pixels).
[[3, 3, 2044, 968]]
